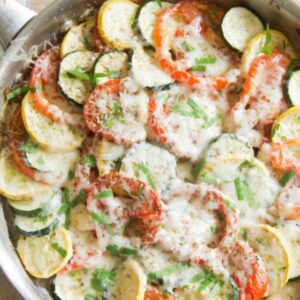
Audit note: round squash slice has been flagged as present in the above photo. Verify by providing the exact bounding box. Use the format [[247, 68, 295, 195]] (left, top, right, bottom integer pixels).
[[17, 226, 73, 278]]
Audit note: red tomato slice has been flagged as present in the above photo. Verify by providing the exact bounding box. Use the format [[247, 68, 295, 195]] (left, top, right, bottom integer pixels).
[[29, 47, 83, 126], [86, 172, 163, 245], [271, 139, 300, 173], [153, 0, 230, 88], [84, 79, 148, 146], [226, 241, 268, 300], [144, 287, 173, 300], [238, 50, 289, 131]]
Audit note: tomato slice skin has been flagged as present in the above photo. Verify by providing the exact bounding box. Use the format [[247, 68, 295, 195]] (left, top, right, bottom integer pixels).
[[153, 0, 228, 88], [227, 241, 268, 300], [86, 172, 163, 244], [30, 47, 83, 127]]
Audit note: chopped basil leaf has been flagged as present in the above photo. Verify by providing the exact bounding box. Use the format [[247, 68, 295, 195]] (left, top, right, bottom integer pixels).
[[100, 102, 124, 128], [106, 244, 138, 257], [95, 189, 113, 199], [173, 99, 208, 121], [6, 86, 30, 101], [71, 190, 87, 208], [197, 273, 216, 291], [119, 219, 131, 236], [68, 169, 75, 180], [234, 177, 258, 209], [191, 159, 205, 180], [83, 155, 97, 167], [37, 156, 45, 165], [181, 41, 194, 52], [66, 68, 91, 81], [240, 228, 248, 241], [51, 242, 67, 257], [238, 160, 253, 171], [210, 4, 218, 17], [134, 162, 156, 190], [191, 270, 208, 283], [195, 56, 217, 65], [223, 199, 236, 211], [271, 123, 280, 137], [90, 211, 113, 235], [279, 170, 295, 187], [20, 140, 39, 154], [155, 0, 162, 8], [148, 264, 181, 281], [234, 177, 244, 201], [94, 70, 120, 85], [202, 113, 222, 129], [261, 23, 273, 56], [91, 268, 115, 292], [84, 295, 99, 300], [189, 65, 207, 72], [210, 226, 218, 234]]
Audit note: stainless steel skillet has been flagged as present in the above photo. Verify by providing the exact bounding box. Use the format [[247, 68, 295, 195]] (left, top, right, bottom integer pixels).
[[0, 0, 300, 299]]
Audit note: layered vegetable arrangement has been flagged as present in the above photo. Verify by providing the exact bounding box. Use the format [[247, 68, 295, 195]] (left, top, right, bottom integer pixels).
[[2, 0, 300, 299]]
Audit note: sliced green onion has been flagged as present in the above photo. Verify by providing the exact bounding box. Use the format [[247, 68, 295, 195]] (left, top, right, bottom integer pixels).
[[148, 264, 181, 281], [91, 268, 115, 292], [234, 177, 244, 201], [95, 189, 113, 199], [134, 162, 156, 190], [90, 211, 113, 235]]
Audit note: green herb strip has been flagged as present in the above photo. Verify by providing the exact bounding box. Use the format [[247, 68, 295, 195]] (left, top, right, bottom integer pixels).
[[95, 189, 113, 199], [66, 68, 91, 81], [155, 0, 162, 8], [90, 211, 113, 235], [181, 41, 194, 52], [6, 86, 30, 101], [100, 102, 124, 128], [106, 244, 138, 257], [279, 170, 295, 187], [58, 189, 87, 228], [84, 295, 99, 300], [238, 160, 253, 171], [148, 264, 181, 281], [240, 228, 248, 241], [91, 268, 115, 292], [20, 140, 39, 154], [261, 23, 273, 56], [191, 159, 206, 180], [51, 242, 67, 257], [234, 177, 258, 209], [83, 155, 97, 167], [190, 56, 217, 72], [134, 162, 156, 190]]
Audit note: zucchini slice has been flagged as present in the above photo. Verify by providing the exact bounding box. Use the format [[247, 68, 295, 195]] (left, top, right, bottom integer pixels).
[[242, 29, 297, 75], [93, 51, 128, 85], [8, 188, 61, 218], [221, 7, 264, 52], [58, 50, 98, 105], [53, 268, 104, 300], [98, 0, 138, 50], [135, 1, 171, 46], [271, 106, 300, 143], [17, 226, 73, 278], [283, 59, 300, 106], [131, 44, 174, 88], [205, 134, 254, 164], [21, 137, 79, 174], [0, 148, 47, 201], [276, 221, 300, 279], [120, 142, 177, 195], [243, 224, 290, 296], [60, 19, 95, 58], [200, 158, 280, 224], [15, 194, 63, 237], [96, 139, 125, 174], [111, 260, 147, 300], [22, 93, 85, 151]]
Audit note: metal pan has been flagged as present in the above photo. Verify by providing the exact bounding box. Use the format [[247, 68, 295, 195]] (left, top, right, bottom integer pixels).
[[0, 0, 300, 299]]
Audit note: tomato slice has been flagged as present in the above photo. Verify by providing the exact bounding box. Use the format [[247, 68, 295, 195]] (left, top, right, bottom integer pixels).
[[226, 241, 268, 300], [153, 0, 232, 88], [86, 172, 163, 245], [238, 50, 290, 132], [29, 47, 83, 126], [84, 78, 148, 146], [144, 287, 173, 300], [271, 139, 300, 173]]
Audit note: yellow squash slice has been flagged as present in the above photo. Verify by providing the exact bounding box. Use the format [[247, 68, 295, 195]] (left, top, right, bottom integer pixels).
[[22, 93, 85, 152], [98, 0, 138, 50], [111, 260, 147, 300], [17, 226, 73, 278], [242, 30, 297, 75], [0, 148, 47, 200], [244, 224, 290, 296]]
